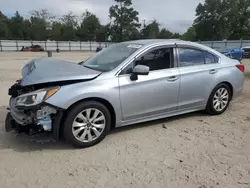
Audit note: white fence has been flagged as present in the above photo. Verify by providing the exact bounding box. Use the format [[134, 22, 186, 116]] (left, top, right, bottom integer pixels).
[[198, 40, 250, 50], [0, 40, 113, 52], [1, 39, 250, 52]]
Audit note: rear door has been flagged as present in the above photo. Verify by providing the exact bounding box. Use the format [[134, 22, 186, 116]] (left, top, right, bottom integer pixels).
[[176, 46, 221, 110]]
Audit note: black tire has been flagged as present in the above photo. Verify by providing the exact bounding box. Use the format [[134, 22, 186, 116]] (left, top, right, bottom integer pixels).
[[206, 83, 232, 115], [63, 101, 111, 148]]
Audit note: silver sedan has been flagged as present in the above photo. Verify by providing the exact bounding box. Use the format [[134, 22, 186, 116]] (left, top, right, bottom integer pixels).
[[6, 39, 245, 148]]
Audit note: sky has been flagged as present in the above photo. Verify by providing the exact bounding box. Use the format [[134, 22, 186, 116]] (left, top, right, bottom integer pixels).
[[0, 0, 204, 34]]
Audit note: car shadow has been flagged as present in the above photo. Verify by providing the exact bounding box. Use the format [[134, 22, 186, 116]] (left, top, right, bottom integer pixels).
[[109, 111, 209, 135], [0, 105, 209, 152], [0, 106, 75, 152], [0, 133, 75, 152]]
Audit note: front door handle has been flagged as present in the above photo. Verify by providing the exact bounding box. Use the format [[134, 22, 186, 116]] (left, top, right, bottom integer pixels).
[[167, 76, 179, 82], [209, 69, 218, 74]]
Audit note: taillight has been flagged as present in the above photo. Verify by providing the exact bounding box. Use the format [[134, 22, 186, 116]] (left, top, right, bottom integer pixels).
[[236, 64, 245, 72]]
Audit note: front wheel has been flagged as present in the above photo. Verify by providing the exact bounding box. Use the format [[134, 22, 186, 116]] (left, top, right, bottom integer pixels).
[[206, 84, 232, 115], [63, 101, 111, 148]]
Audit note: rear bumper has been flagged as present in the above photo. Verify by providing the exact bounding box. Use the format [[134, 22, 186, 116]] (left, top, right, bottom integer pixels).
[[231, 72, 245, 100], [233, 85, 244, 100]]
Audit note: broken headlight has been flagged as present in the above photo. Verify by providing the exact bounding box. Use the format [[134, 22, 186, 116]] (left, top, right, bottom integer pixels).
[[15, 87, 60, 107]]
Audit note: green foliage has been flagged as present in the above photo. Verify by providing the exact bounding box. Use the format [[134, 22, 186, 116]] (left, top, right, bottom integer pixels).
[[9, 11, 25, 39], [141, 20, 160, 39], [96, 24, 110, 42], [0, 11, 10, 39], [182, 26, 196, 41], [158, 29, 174, 39], [78, 10, 101, 41], [109, 0, 141, 41], [140, 20, 180, 39], [194, 0, 250, 40], [60, 12, 78, 41], [30, 17, 48, 40], [1, 0, 250, 42], [51, 21, 63, 41]]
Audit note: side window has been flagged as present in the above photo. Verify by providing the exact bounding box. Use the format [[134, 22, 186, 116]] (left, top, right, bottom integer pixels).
[[120, 62, 134, 75], [119, 47, 174, 75], [204, 51, 219, 64], [135, 48, 174, 71], [178, 48, 205, 67]]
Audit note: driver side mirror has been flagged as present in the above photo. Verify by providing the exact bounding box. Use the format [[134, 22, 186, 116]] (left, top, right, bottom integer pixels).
[[130, 65, 149, 81], [132, 65, 149, 75]]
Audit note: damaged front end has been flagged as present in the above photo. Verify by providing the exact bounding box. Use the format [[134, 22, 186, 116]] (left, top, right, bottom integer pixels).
[[5, 80, 63, 140]]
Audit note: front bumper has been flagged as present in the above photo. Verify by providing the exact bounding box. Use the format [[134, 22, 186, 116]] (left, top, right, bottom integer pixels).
[[5, 98, 64, 140], [9, 97, 33, 125]]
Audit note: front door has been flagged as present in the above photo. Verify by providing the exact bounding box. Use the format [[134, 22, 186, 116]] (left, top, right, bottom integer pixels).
[[118, 47, 180, 121]]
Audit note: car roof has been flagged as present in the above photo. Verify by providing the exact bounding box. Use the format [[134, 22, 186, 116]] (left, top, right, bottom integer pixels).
[[123, 39, 182, 45], [122, 39, 224, 58], [122, 39, 213, 50]]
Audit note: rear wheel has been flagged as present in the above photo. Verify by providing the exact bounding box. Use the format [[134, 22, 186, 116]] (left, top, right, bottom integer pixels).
[[206, 83, 231, 115], [63, 101, 111, 148]]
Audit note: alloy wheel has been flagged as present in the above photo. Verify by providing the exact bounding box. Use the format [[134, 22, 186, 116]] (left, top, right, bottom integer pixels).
[[72, 108, 106, 143], [213, 88, 229, 112]]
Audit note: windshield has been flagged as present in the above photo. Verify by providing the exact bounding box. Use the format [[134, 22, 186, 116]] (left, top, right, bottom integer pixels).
[[82, 43, 143, 72]]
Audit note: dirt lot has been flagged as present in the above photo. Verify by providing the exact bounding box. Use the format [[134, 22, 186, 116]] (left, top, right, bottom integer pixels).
[[0, 52, 250, 188]]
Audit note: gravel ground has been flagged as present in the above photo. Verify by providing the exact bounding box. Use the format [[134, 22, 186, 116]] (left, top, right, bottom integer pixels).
[[0, 52, 250, 188]]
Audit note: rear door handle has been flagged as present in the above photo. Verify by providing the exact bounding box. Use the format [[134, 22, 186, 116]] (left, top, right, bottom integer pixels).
[[209, 69, 218, 74], [167, 76, 179, 82]]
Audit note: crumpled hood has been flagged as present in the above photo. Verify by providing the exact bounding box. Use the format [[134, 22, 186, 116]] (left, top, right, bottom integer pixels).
[[20, 58, 101, 86]]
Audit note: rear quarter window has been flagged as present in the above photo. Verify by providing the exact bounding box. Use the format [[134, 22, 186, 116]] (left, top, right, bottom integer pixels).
[[204, 51, 219, 64]]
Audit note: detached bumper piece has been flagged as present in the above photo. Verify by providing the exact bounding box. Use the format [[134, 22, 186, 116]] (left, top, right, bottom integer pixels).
[[5, 99, 64, 141], [5, 112, 18, 132]]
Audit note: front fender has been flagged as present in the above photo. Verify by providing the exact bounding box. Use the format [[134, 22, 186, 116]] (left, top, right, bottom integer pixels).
[[45, 78, 122, 123]]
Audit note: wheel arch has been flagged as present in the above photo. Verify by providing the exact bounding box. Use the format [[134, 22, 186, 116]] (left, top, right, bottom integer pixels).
[[58, 97, 117, 139], [219, 81, 234, 100], [206, 81, 234, 107], [205, 81, 233, 115], [66, 97, 116, 128]]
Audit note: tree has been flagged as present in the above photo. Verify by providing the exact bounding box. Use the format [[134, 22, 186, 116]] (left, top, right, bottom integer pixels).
[[194, 0, 228, 40], [8, 11, 25, 39], [23, 20, 32, 40], [0, 11, 10, 39], [78, 11, 101, 41], [51, 21, 63, 41], [226, 0, 250, 39], [109, 0, 141, 42], [60, 12, 78, 41], [30, 17, 48, 40], [158, 28, 173, 39], [96, 24, 109, 42], [29, 9, 55, 40], [193, 0, 250, 40], [29, 9, 55, 21], [172, 33, 182, 39], [141, 20, 160, 39], [182, 26, 196, 40]]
